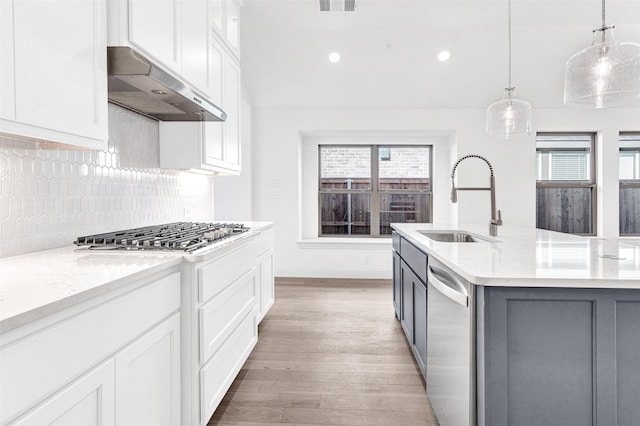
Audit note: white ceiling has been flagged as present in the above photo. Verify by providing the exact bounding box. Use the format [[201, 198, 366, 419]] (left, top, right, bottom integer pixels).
[[240, 0, 640, 109]]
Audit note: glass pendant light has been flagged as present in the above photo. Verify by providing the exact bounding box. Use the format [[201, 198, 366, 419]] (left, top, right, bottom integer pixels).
[[564, 0, 640, 108], [486, 0, 532, 138]]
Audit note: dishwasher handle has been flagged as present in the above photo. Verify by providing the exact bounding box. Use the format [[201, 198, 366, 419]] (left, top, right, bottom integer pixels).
[[428, 266, 469, 307]]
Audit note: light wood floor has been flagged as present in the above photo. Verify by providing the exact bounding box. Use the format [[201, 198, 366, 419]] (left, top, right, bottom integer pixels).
[[208, 277, 437, 426]]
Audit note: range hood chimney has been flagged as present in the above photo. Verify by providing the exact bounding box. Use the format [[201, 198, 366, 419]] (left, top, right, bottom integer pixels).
[[107, 47, 226, 122]]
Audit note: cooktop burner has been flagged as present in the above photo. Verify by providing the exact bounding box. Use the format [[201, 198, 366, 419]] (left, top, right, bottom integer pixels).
[[74, 222, 250, 252]]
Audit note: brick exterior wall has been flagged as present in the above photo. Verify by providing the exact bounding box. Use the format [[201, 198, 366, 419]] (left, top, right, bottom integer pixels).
[[320, 146, 429, 179]]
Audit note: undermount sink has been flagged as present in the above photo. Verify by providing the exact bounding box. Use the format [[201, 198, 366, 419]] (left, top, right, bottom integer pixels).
[[418, 230, 498, 243]]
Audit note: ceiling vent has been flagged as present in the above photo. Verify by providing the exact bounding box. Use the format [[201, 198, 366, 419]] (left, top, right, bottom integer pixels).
[[319, 0, 356, 12]]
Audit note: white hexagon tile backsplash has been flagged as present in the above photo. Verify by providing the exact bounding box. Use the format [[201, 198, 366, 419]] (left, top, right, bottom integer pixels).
[[0, 104, 214, 258]]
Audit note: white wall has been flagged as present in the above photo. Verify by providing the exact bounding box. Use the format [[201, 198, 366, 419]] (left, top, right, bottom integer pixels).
[[250, 107, 639, 279]]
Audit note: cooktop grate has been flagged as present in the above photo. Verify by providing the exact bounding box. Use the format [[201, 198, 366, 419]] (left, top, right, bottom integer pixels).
[[74, 222, 249, 252]]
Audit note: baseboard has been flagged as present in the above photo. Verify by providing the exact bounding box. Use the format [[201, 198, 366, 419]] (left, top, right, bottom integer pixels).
[[275, 267, 392, 280]]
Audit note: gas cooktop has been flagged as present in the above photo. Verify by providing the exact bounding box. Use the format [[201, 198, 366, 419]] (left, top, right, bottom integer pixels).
[[74, 222, 250, 252]]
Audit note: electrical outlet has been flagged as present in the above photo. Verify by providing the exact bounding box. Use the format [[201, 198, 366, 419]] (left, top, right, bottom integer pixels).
[[364, 255, 370, 265], [183, 206, 192, 220]]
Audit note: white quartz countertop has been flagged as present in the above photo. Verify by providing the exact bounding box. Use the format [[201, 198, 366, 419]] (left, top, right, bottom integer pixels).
[[0, 222, 273, 332], [392, 223, 640, 289]]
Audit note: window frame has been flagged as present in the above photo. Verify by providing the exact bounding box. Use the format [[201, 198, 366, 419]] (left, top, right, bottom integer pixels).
[[535, 132, 597, 236], [619, 132, 640, 236], [318, 144, 433, 237]]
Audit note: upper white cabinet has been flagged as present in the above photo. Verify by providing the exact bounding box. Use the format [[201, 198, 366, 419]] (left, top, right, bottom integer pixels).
[[124, 0, 182, 73], [107, 0, 234, 107], [225, 0, 240, 56], [159, 47, 241, 175], [210, 0, 240, 59], [219, 55, 241, 171], [0, 0, 108, 149], [182, 0, 211, 95]]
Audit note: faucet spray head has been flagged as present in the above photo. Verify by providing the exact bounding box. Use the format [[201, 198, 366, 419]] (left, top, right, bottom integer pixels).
[[451, 186, 458, 203]]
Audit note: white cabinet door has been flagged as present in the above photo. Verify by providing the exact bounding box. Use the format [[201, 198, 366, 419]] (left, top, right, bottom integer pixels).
[[12, 360, 115, 426], [115, 313, 181, 426], [160, 46, 240, 175], [257, 249, 275, 322], [0, 0, 107, 149], [209, 0, 223, 35], [0, 0, 15, 122], [225, 0, 240, 54], [222, 57, 241, 172], [128, 0, 181, 73], [202, 37, 225, 168], [181, 0, 209, 95], [209, 0, 240, 59]]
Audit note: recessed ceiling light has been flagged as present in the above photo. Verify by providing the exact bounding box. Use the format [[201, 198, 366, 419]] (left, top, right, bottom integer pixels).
[[329, 52, 341, 63], [437, 49, 451, 62]]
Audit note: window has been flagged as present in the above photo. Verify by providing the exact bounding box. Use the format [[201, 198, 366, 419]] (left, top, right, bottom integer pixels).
[[620, 132, 640, 236], [319, 145, 432, 237], [536, 133, 596, 235]]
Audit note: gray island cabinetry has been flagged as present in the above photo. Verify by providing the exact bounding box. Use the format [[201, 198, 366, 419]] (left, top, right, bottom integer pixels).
[[479, 286, 640, 426], [391, 224, 640, 426], [391, 232, 428, 381]]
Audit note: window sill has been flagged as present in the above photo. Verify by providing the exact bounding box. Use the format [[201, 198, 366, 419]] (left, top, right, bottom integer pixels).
[[297, 237, 392, 250]]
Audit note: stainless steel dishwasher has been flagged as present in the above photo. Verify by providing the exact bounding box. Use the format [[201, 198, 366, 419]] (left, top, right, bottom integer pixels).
[[426, 257, 476, 426]]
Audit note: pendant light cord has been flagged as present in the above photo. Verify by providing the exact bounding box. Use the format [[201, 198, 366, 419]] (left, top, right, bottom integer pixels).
[[595, 0, 613, 42], [506, 0, 514, 97]]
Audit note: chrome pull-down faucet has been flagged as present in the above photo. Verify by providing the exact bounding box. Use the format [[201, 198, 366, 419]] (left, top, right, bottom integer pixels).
[[450, 154, 503, 236]]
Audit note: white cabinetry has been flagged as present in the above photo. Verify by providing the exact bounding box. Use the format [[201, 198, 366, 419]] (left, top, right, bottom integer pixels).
[[12, 360, 116, 426], [181, 239, 259, 425], [0, 270, 181, 425], [255, 228, 275, 322], [115, 313, 181, 426], [210, 0, 241, 59], [159, 51, 241, 175], [182, 0, 211, 96], [221, 56, 241, 171], [125, 0, 181, 73], [0, 0, 108, 149], [158, 0, 242, 175], [108, 0, 226, 107]]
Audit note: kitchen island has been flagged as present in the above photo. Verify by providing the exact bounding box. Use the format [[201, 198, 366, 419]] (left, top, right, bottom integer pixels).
[[392, 223, 640, 426]]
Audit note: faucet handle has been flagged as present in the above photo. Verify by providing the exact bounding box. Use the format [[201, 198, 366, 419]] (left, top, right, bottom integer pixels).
[[491, 210, 503, 226]]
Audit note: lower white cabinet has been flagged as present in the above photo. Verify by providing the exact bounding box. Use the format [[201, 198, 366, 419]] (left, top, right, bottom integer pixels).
[[181, 238, 261, 426], [255, 228, 275, 323], [13, 360, 116, 426], [115, 313, 181, 426], [200, 303, 257, 422], [0, 269, 181, 425]]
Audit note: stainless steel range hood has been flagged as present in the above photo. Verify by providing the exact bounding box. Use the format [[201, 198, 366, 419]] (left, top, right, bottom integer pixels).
[[107, 46, 226, 122]]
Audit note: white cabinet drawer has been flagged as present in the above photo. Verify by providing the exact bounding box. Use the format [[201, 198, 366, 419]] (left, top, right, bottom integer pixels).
[[198, 241, 256, 303], [200, 307, 257, 423], [199, 267, 256, 363], [0, 272, 180, 423]]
